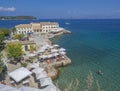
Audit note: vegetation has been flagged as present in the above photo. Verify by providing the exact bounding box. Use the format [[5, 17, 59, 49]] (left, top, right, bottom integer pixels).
[[10, 27, 16, 34], [0, 31, 5, 50], [6, 42, 24, 61], [0, 28, 10, 37], [0, 31, 4, 44], [0, 16, 37, 20], [14, 34, 24, 40], [0, 54, 4, 73], [21, 61, 28, 67], [30, 45, 36, 53]]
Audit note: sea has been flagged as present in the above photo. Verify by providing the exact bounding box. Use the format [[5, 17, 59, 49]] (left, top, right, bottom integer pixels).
[[0, 19, 120, 91]]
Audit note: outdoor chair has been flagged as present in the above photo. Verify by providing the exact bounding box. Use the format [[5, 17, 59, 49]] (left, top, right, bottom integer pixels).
[[22, 80, 29, 86], [10, 80, 16, 86]]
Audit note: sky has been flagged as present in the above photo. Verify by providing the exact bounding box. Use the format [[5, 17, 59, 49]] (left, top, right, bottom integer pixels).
[[0, 0, 120, 19]]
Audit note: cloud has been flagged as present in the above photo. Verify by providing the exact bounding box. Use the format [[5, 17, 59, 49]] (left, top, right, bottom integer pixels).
[[0, 6, 16, 12]]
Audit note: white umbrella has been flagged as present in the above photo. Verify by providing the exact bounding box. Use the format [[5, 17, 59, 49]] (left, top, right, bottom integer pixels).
[[59, 48, 66, 51], [30, 63, 39, 69], [41, 46, 47, 50], [53, 44, 59, 47], [59, 51, 66, 55], [49, 46, 54, 49], [27, 53, 36, 58], [41, 55, 47, 59], [39, 49, 45, 53], [51, 49, 58, 53], [53, 53, 59, 56], [43, 45, 51, 49], [47, 54, 53, 58]]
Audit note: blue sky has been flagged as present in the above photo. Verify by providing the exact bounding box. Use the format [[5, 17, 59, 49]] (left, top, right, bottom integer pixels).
[[0, 0, 120, 19]]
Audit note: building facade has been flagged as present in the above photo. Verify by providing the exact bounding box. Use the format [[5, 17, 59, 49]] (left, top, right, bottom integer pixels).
[[15, 24, 33, 35], [15, 22, 59, 35]]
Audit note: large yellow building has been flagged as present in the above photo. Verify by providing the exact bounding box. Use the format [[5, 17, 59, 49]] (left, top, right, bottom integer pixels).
[[15, 22, 59, 35]]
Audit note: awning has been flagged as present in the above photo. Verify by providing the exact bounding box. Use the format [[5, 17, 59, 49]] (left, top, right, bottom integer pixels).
[[35, 71, 48, 80], [42, 84, 60, 91], [9, 67, 32, 83], [19, 86, 40, 91], [32, 68, 44, 74], [39, 77, 53, 87], [0, 84, 18, 91]]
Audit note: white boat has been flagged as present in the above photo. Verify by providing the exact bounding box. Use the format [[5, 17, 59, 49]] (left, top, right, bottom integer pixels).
[[65, 22, 70, 25]]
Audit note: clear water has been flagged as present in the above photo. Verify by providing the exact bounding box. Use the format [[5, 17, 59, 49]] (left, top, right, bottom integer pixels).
[[1, 19, 120, 91]]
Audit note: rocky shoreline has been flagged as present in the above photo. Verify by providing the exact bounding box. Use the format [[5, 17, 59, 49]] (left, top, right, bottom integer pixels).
[[44, 29, 72, 80]]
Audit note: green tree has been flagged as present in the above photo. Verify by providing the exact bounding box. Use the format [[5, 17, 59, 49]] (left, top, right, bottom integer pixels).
[[30, 45, 36, 53], [6, 42, 24, 61], [14, 34, 24, 40], [0, 31, 4, 44], [0, 31, 5, 50], [0, 54, 4, 73], [10, 27, 16, 35], [0, 28, 10, 36]]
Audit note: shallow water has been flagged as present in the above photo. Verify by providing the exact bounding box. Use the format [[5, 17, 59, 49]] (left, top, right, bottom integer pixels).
[[51, 19, 120, 91]]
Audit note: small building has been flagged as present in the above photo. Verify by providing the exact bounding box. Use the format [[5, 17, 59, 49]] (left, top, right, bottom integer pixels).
[[19, 40, 36, 52], [7, 40, 36, 53]]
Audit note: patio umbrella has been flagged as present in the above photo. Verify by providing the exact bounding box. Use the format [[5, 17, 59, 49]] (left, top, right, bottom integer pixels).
[[41, 55, 47, 59], [39, 49, 45, 53], [30, 63, 39, 69], [27, 53, 36, 58], [59, 48, 66, 52], [53, 53, 59, 56], [51, 49, 58, 53], [59, 51, 66, 55], [47, 54, 53, 58], [53, 44, 59, 47]]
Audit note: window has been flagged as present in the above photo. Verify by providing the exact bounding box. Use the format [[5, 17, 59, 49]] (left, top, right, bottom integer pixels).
[[25, 45, 28, 51]]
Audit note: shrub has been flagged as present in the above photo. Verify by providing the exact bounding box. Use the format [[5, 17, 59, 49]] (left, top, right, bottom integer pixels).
[[21, 61, 28, 67]]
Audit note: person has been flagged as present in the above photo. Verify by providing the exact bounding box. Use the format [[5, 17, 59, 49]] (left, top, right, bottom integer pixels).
[[97, 70, 103, 76]]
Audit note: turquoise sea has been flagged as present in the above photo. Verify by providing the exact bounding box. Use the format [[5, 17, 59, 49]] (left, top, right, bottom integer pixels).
[[1, 19, 120, 91]]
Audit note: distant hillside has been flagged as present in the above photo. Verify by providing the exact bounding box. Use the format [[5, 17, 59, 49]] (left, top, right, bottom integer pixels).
[[0, 16, 37, 20]]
